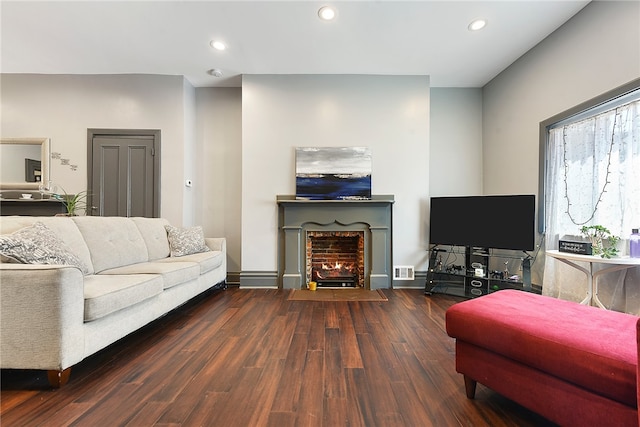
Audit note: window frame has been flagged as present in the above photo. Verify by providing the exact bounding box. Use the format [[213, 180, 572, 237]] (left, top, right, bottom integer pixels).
[[538, 77, 640, 234]]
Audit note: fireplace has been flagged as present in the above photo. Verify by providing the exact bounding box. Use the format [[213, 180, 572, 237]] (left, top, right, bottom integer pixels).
[[277, 195, 394, 290], [307, 231, 365, 288]]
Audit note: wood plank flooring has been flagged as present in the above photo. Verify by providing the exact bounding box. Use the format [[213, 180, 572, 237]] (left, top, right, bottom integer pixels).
[[1, 288, 556, 426]]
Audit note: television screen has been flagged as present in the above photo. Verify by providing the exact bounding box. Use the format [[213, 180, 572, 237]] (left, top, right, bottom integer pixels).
[[429, 195, 535, 251]]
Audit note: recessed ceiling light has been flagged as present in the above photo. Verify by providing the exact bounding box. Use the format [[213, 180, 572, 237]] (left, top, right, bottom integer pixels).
[[210, 40, 226, 51], [207, 69, 223, 77], [318, 6, 336, 21], [468, 19, 487, 31]]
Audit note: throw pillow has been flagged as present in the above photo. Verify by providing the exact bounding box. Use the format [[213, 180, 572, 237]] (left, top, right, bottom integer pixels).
[[165, 225, 210, 257], [0, 221, 89, 274]]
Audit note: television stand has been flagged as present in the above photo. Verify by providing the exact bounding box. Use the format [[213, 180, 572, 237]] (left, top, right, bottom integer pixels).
[[425, 245, 537, 298]]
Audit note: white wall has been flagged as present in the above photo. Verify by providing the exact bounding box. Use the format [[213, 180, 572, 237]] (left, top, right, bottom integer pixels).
[[195, 88, 243, 275], [430, 88, 483, 197], [241, 75, 430, 282], [0, 74, 190, 225]]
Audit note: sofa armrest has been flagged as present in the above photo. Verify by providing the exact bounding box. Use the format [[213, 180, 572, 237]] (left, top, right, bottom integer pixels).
[[205, 237, 226, 253], [0, 264, 85, 371]]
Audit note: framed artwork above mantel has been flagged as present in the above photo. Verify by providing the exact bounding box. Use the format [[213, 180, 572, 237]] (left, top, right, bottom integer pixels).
[[295, 147, 372, 200]]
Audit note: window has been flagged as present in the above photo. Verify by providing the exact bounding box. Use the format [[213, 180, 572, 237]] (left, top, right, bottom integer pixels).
[[540, 80, 640, 244], [539, 79, 640, 312]]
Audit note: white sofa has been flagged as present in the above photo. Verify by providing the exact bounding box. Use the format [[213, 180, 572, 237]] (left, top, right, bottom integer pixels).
[[0, 216, 226, 387]]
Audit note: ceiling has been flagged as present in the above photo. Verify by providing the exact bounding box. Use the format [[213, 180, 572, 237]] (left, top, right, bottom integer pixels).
[[1, 1, 591, 88]]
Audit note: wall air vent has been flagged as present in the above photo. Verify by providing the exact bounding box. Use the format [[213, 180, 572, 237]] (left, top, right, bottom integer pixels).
[[393, 266, 415, 280]]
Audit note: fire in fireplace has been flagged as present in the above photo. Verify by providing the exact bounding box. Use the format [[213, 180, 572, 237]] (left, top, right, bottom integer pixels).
[[313, 261, 356, 288], [315, 261, 354, 279], [306, 231, 365, 288]]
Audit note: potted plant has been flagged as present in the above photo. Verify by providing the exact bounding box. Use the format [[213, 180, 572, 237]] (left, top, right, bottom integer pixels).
[[580, 225, 620, 259], [53, 188, 89, 216]]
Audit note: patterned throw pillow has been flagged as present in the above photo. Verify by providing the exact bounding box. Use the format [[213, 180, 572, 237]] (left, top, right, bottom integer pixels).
[[0, 221, 89, 274], [165, 225, 210, 257]]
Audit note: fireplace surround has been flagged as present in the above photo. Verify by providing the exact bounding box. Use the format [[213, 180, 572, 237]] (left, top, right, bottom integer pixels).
[[277, 195, 394, 290]]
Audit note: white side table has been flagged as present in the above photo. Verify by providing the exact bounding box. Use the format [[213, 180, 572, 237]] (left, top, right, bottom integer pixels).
[[546, 250, 640, 309]]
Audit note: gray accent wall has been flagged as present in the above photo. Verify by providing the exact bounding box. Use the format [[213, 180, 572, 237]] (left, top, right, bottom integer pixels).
[[195, 88, 242, 277], [429, 88, 483, 197]]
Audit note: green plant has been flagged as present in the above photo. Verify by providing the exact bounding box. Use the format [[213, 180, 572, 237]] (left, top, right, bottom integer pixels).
[[580, 225, 620, 259], [53, 188, 89, 216]]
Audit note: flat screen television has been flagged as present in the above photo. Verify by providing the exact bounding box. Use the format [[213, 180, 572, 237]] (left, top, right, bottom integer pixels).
[[429, 195, 535, 251]]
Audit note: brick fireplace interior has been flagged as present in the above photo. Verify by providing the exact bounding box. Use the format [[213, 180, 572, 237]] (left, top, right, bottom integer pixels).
[[306, 231, 365, 288]]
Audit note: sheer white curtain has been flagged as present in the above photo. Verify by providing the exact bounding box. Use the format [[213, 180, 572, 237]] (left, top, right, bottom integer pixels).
[[543, 98, 640, 313]]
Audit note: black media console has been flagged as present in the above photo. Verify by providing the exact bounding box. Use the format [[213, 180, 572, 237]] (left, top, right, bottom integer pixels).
[[425, 245, 537, 298]]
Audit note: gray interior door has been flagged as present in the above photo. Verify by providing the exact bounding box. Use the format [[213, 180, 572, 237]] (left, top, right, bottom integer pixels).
[[88, 129, 160, 217]]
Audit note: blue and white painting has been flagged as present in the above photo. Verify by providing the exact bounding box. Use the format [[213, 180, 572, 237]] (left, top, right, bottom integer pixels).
[[295, 147, 372, 200]]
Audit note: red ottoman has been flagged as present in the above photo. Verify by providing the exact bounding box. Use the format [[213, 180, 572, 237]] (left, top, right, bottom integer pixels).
[[446, 290, 639, 427]]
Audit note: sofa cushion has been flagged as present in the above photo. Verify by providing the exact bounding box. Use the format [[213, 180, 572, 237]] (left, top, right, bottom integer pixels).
[[165, 225, 210, 257], [83, 274, 163, 322], [131, 217, 171, 261], [100, 261, 200, 289], [0, 222, 89, 274], [73, 217, 148, 273], [157, 250, 223, 275], [0, 216, 94, 274], [446, 290, 638, 407]]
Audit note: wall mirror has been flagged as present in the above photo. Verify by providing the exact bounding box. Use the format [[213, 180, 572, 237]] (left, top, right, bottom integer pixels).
[[0, 138, 50, 190]]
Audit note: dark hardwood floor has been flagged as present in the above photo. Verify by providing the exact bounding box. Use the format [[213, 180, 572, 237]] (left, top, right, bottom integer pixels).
[[1, 288, 556, 426]]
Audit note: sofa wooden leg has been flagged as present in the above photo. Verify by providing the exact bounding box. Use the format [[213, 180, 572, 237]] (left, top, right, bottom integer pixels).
[[47, 368, 71, 388], [464, 375, 477, 399]]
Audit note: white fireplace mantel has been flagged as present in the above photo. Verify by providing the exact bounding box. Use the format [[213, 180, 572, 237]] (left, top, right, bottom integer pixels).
[[277, 195, 394, 290]]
